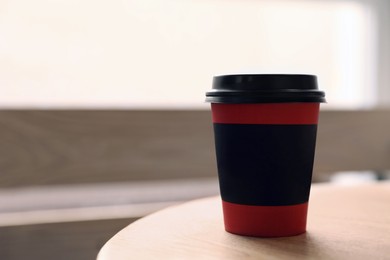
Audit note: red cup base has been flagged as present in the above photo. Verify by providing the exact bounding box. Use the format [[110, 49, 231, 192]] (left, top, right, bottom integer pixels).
[[222, 200, 308, 237]]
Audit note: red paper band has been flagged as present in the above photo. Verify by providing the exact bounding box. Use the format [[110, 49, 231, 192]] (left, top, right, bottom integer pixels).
[[211, 103, 319, 125], [222, 200, 308, 237]]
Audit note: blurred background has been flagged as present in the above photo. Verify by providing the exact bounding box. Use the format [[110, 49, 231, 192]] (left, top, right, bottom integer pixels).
[[0, 0, 389, 259], [1, 0, 389, 109]]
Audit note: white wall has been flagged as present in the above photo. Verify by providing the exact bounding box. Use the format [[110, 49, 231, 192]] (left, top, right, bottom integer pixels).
[[0, 0, 383, 109]]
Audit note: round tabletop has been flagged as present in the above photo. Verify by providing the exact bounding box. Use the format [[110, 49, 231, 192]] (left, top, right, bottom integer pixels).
[[98, 182, 390, 259]]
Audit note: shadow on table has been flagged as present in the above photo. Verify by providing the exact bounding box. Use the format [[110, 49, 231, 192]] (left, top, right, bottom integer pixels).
[[221, 232, 326, 259]]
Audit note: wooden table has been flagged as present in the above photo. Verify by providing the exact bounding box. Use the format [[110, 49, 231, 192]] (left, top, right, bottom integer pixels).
[[98, 182, 390, 259]]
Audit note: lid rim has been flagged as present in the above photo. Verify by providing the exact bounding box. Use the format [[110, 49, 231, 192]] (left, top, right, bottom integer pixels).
[[205, 98, 326, 103], [206, 74, 326, 103], [206, 90, 325, 96]]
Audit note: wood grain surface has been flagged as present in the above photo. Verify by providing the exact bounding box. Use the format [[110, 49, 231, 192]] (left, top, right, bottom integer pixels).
[[0, 110, 215, 187], [98, 182, 390, 260], [0, 109, 389, 187]]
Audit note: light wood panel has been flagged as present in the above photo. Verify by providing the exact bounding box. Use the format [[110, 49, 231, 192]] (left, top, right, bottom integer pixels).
[[315, 110, 390, 173], [0, 109, 389, 187], [0, 110, 215, 187]]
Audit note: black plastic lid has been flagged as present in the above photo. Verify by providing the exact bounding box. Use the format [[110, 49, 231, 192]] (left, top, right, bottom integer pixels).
[[205, 74, 326, 103]]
